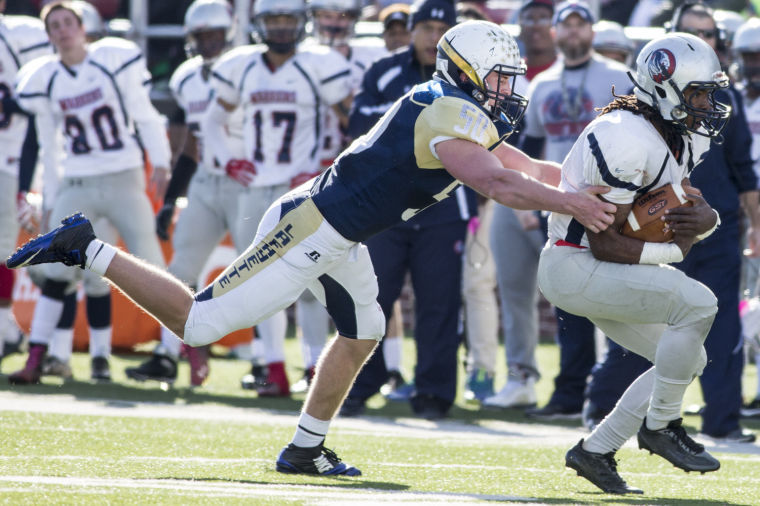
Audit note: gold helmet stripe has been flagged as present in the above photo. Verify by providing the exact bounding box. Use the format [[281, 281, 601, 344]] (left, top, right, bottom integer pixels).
[[439, 37, 483, 89]]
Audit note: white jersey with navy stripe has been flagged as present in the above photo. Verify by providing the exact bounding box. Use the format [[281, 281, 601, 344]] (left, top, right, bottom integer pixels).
[[211, 44, 351, 186], [300, 38, 387, 163], [169, 55, 244, 174], [548, 109, 710, 247], [0, 14, 50, 176], [16, 38, 170, 182]]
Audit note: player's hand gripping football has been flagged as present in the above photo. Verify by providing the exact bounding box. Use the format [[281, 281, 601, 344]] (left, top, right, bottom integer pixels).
[[571, 185, 617, 234], [663, 188, 716, 255], [225, 159, 257, 186]]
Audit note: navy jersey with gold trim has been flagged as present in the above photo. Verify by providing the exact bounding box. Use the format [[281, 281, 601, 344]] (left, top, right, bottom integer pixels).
[[311, 80, 504, 242]]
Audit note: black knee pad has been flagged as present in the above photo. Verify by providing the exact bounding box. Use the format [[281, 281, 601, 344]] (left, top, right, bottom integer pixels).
[[41, 279, 70, 300], [86, 295, 112, 329]]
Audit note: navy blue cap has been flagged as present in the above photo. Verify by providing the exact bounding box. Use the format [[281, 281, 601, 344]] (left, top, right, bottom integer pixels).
[[409, 0, 457, 29]]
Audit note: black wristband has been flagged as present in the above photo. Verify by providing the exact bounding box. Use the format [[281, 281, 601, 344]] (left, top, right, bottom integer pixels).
[[163, 153, 198, 205]]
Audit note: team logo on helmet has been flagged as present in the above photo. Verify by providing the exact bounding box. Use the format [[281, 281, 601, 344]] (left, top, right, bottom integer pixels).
[[647, 48, 676, 84]]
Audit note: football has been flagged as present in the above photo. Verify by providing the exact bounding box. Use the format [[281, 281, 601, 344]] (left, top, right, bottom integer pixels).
[[620, 183, 693, 242]]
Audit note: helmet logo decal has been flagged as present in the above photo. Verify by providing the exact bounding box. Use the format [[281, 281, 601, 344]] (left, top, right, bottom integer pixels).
[[647, 48, 676, 84], [431, 8, 445, 19]]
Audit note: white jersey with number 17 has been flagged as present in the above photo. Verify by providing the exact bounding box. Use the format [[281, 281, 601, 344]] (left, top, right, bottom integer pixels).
[[210, 44, 351, 187]]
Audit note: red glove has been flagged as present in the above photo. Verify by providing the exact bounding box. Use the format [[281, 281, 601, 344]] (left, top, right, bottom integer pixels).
[[289, 170, 322, 189], [225, 159, 256, 186]]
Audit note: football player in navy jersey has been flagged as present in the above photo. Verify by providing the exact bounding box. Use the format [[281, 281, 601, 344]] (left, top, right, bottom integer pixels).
[[7, 20, 615, 476]]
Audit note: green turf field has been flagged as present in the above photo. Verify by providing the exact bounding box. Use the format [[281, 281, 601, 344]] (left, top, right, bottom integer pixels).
[[1, 340, 759, 504]]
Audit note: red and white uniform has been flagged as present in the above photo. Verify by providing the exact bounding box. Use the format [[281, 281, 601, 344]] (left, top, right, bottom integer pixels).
[[16, 37, 171, 205], [169, 54, 245, 173], [207, 43, 352, 187], [0, 14, 49, 177]]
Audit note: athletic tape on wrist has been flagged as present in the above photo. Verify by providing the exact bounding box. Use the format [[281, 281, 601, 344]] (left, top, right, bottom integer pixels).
[[85, 240, 118, 276], [696, 209, 720, 241], [639, 242, 684, 265]]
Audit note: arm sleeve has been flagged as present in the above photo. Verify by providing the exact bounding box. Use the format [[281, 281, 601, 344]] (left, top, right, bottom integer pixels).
[[315, 50, 352, 106], [520, 135, 545, 159], [34, 109, 63, 208], [347, 66, 386, 138], [119, 55, 171, 168], [722, 89, 758, 192], [18, 117, 39, 193], [201, 97, 235, 169], [163, 153, 198, 204]]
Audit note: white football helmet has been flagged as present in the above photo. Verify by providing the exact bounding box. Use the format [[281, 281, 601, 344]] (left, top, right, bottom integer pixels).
[[309, 0, 362, 47], [184, 0, 235, 61], [630, 32, 730, 139], [435, 20, 527, 129], [252, 0, 307, 54], [733, 18, 760, 92], [72, 0, 104, 40]]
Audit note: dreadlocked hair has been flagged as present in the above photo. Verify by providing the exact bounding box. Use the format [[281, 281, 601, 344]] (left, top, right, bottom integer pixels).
[[596, 86, 684, 151]]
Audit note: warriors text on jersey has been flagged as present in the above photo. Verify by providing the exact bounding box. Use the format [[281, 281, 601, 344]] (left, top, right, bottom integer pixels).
[[15, 37, 170, 181], [548, 109, 710, 247], [311, 79, 505, 242], [169, 54, 245, 172], [210, 44, 351, 186], [0, 14, 49, 176]]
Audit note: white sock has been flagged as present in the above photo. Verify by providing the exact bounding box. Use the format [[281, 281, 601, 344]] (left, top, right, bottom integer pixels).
[[89, 326, 111, 358], [291, 411, 331, 448], [50, 328, 74, 361], [646, 373, 691, 430], [29, 295, 64, 346], [85, 240, 117, 276], [584, 368, 655, 454], [383, 335, 403, 372], [159, 326, 182, 358]]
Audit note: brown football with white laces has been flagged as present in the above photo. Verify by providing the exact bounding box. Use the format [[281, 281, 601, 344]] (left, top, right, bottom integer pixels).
[[620, 183, 693, 243]]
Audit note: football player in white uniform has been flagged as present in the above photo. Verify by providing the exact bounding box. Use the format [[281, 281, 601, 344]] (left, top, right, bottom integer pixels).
[[0, 0, 50, 362], [538, 33, 730, 493], [125, 0, 244, 387], [36, 0, 120, 381], [203, 0, 352, 396], [8, 1, 171, 385]]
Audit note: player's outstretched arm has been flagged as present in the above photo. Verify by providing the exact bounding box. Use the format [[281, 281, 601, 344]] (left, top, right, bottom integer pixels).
[[438, 138, 616, 233]]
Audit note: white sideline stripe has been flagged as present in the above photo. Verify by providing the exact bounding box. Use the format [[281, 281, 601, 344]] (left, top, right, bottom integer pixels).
[[4, 455, 760, 478], [3, 391, 760, 456], [0, 476, 536, 503]]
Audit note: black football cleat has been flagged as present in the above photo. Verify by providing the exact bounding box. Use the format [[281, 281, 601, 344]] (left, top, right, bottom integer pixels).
[[91, 356, 112, 382], [125, 353, 177, 383], [276, 442, 361, 476], [565, 440, 643, 495], [6, 213, 95, 269], [638, 418, 720, 473]]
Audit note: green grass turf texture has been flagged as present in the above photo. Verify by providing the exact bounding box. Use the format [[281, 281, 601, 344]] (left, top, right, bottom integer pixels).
[[1, 339, 759, 504]]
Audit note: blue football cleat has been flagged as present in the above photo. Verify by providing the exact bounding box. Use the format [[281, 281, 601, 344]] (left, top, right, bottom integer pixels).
[[6, 213, 95, 269], [276, 442, 361, 476]]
